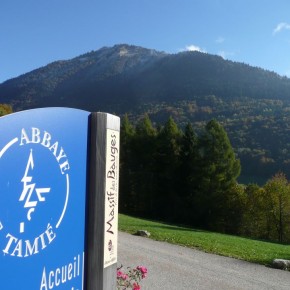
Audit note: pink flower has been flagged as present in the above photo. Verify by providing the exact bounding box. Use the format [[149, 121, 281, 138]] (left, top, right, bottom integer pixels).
[[137, 266, 148, 279], [117, 265, 147, 289], [117, 270, 123, 278], [117, 270, 128, 280]]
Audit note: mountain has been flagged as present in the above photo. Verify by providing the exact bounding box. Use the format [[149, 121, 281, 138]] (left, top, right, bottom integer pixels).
[[0, 45, 167, 112], [2, 44, 290, 183], [2, 44, 290, 112]]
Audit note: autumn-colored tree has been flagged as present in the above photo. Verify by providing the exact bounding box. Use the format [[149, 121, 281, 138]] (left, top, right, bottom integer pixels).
[[0, 104, 13, 116], [241, 183, 267, 239], [263, 172, 290, 243]]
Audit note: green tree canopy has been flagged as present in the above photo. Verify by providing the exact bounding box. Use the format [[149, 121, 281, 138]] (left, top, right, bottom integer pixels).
[[194, 119, 241, 230]]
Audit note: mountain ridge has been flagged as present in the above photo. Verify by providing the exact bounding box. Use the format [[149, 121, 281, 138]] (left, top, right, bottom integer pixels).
[[1, 44, 290, 112], [2, 44, 290, 182]]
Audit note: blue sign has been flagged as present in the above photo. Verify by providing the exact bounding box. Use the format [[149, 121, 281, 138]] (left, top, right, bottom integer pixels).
[[0, 108, 90, 289]]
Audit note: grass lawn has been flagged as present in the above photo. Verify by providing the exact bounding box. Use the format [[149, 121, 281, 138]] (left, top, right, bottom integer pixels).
[[118, 214, 290, 266]]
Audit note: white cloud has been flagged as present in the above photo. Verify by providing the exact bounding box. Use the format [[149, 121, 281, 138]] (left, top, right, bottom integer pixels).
[[218, 51, 226, 59], [273, 22, 290, 35], [216, 37, 225, 44], [218, 50, 235, 59], [182, 44, 206, 53], [284, 69, 290, 78]]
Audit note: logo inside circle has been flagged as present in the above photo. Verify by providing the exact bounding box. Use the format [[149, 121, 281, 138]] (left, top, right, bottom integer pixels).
[[0, 127, 70, 258]]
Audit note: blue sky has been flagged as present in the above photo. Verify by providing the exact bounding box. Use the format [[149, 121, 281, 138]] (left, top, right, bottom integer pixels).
[[1, 0, 290, 83]]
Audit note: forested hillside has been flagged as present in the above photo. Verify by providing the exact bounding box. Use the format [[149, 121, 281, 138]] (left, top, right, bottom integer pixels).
[[1, 44, 290, 182], [120, 115, 290, 243]]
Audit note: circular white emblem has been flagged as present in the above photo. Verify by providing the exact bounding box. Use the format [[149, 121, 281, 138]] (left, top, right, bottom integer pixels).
[[0, 127, 70, 258]]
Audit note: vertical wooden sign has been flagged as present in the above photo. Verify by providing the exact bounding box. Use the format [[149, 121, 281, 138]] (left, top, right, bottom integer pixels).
[[86, 112, 120, 290]]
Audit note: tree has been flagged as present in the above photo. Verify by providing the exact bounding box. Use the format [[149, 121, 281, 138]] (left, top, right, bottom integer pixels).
[[135, 114, 156, 137], [263, 172, 290, 243], [194, 119, 241, 231], [153, 117, 182, 220], [119, 114, 135, 214], [240, 183, 266, 238], [179, 123, 199, 223], [0, 104, 13, 116], [131, 115, 157, 216], [121, 114, 135, 145]]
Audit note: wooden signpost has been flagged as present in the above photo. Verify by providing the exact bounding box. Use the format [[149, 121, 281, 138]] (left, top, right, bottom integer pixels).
[[0, 108, 120, 290]]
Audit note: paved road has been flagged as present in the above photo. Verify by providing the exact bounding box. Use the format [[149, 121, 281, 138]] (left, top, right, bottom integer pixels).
[[118, 231, 290, 290]]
